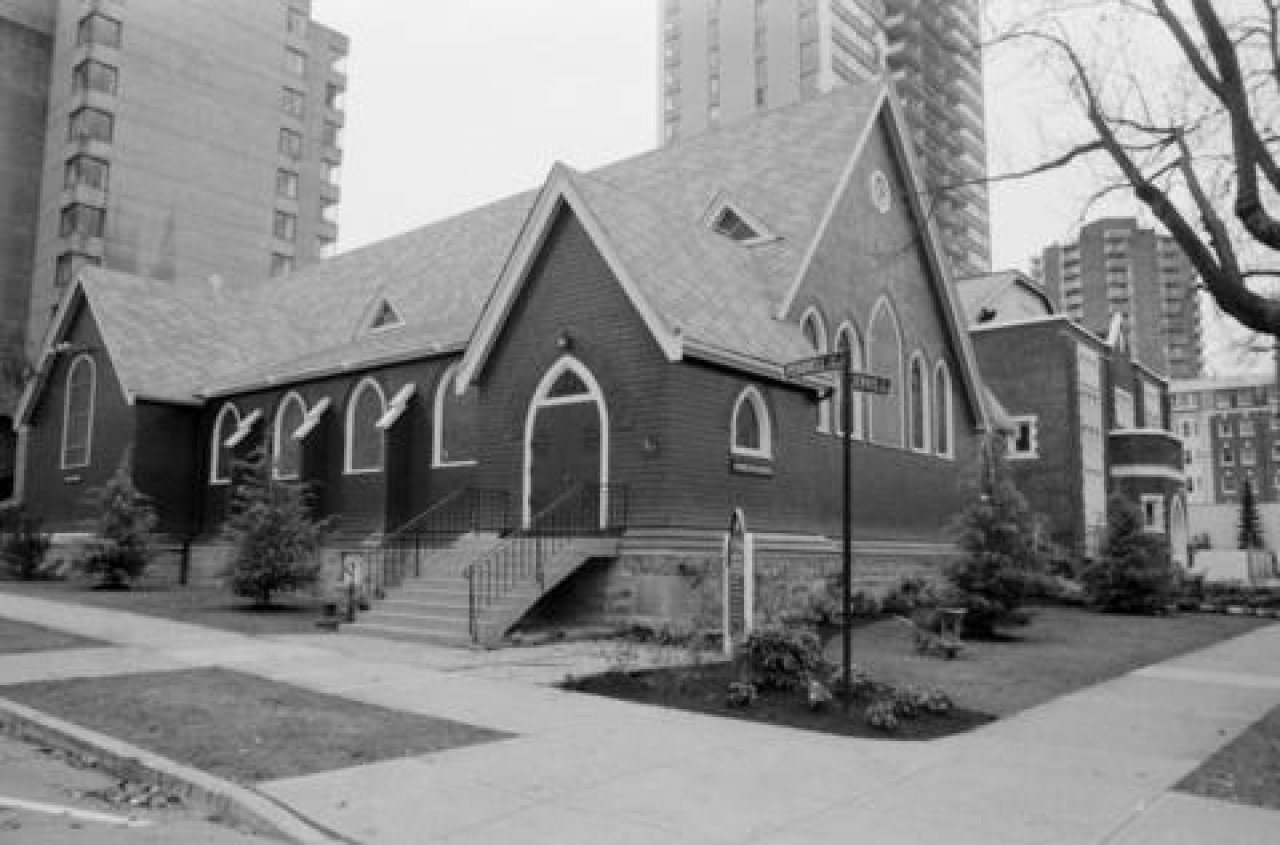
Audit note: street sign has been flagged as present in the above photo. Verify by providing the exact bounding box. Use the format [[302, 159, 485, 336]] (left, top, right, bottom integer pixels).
[[783, 351, 846, 379], [846, 372, 891, 395]]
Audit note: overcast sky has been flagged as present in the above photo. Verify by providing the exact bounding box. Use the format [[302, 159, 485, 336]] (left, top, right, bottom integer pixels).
[[309, 1, 1246, 370]]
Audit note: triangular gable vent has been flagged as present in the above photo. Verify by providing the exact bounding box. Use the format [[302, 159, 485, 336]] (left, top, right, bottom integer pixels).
[[368, 299, 404, 331]]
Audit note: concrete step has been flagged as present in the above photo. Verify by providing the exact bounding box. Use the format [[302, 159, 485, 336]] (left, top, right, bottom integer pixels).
[[377, 599, 469, 619], [361, 609, 470, 631], [342, 622, 472, 648], [389, 584, 469, 602]]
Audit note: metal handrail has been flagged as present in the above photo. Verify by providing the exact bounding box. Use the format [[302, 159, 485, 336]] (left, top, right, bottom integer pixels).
[[466, 483, 628, 642], [364, 487, 511, 597]]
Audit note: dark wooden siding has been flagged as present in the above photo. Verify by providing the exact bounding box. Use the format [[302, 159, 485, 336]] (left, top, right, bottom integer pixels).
[[133, 401, 201, 535], [22, 303, 137, 532]]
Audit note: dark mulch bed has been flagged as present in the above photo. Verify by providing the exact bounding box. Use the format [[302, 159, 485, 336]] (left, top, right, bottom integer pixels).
[[0, 577, 330, 637], [0, 618, 107, 654], [1177, 703, 1280, 810], [0, 667, 512, 783], [562, 660, 994, 740]]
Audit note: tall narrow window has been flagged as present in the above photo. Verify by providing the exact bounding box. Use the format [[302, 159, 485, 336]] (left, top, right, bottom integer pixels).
[[68, 107, 114, 143], [276, 169, 298, 199], [64, 155, 109, 191], [61, 354, 95, 469], [730, 386, 772, 460], [908, 354, 928, 452], [273, 210, 296, 241], [933, 362, 953, 457], [868, 299, 904, 447], [345, 379, 385, 473], [433, 364, 477, 467], [71, 59, 119, 96], [278, 128, 302, 158], [285, 47, 307, 76], [209, 403, 240, 483], [273, 393, 306, 479], [801, 307, 830, 433]]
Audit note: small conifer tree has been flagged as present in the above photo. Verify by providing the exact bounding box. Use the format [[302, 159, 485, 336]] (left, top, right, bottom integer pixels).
[[223, 449, 326, 607], [1082, 494, 1174, 613], [1237, 479, 1265, 550], [945, 432, 1044, 636], [82, 450, 158, 588]]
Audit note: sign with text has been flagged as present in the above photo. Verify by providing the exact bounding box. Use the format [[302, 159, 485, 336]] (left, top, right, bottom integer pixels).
[[784, 352, 891, 395]]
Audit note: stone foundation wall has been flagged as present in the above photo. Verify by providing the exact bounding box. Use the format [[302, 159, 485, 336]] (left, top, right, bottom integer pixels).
[[516, 549, 955, 634]]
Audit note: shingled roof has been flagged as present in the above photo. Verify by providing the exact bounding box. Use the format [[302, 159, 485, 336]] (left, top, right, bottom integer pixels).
[[28, 79, 983, 424]]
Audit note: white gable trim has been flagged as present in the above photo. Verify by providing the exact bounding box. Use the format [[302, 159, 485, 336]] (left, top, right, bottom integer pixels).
[[456, 164, 683, 395], [775, 84, 889, 320]]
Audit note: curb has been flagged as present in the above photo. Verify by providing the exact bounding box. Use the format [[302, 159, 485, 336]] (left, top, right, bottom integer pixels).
[[0, 695, 354, 844]]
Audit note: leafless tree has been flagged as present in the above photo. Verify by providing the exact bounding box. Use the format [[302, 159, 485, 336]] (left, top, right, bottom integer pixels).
[[989, 1, 1280, 343]]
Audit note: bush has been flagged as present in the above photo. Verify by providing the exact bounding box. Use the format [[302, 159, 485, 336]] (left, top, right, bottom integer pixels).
[[0, 505, 51, 580], [944, 434, 1045, 637], [738, 625, 830, 691], [1082, 494, 1176, 614], [725, 681, 758, 708], [81, 453, 157, 588], [865, 699, 899, 732], [223, 450, 327, 607]]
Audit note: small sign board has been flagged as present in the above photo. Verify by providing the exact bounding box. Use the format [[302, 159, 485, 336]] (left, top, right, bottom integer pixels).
[[846, 372, 891, 395], [783, 351, 847, 379]]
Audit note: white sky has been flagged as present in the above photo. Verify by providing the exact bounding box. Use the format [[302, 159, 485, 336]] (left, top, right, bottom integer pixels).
[[310, 1, 1250, 371]]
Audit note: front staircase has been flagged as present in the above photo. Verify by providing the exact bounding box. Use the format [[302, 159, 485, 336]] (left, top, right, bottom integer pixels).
[[345, 484, 627, 648]]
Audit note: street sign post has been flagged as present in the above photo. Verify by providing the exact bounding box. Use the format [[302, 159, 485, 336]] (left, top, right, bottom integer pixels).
[[784, 348, 890, 708]]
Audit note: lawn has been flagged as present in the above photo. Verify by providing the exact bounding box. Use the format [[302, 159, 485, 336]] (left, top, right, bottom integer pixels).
[[0, 618, 106, 654], [0, 667, 511, 783], [0, 576, 330, 637], [1177, 703, 1280, 810], [564, 606, 1272, 738]]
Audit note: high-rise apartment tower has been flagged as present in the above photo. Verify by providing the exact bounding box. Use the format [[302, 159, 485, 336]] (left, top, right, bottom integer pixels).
[[659, 0, 989, 279], [1033, 218, 1204, 379]]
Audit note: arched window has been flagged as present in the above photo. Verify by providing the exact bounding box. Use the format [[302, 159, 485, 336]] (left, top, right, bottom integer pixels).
[[345, 378, 385, 473], [908, 353, 929, 452], [867, 298, 904, 447], [61, 354, 95, 469], [801, 307, 831, 432], [433, 363, 478, 467], [273, 392, 306, 479], [209, 403, 240, 483], [934, 362, 953, 458], [730, 386, 772, 460], [834, 322, 866, 439]]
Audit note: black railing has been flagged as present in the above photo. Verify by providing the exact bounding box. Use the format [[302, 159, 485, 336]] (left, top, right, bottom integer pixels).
[[364, 487, 511, 598], [466, 483, 627, 642]]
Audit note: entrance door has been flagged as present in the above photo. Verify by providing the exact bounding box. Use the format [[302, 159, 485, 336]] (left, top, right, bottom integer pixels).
[[523, 356, 608, 528]]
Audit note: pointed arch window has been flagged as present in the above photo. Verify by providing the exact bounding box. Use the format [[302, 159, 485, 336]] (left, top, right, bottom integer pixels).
[[868, 299, 904, 447], [433, 363, 477, 467], [209, 403, 240, 484], [730, 386, 772, 460], [834, 322, 866, 439], [273, 393, 306, 479], [801, 307, 832, 433], [61, 354, 96, 469], [908, 354, 929, 452], [345, 378, 385, 473], [934, 362, 953, 458]]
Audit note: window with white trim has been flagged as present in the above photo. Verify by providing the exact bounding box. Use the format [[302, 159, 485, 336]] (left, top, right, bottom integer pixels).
[[1141, 495, 1165, 533], [867, 299, 903, 447], [1221, 444, 1234, 465], [730, 386, 772, 460], [345, 378, 385, 473], [933, 362, 953, 457], [1222, 471, 1236, 493], [273, 393, 306, 479], [433, 364, 477, 467], [800, 307, 831, 433], [908, 354, 929, 452], [61, 354, 95, 469], [1008, 415, 1039, 459], [209, 403, 240, 484], [1113, 388, 1135, 429], [1217, 418, 1232, 437]]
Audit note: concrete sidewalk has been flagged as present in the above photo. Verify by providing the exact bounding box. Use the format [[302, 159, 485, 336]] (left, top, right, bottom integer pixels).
[[1, 593, 1278, 844]]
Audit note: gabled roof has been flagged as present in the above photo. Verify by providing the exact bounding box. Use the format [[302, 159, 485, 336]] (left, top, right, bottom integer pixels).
[[956, 270, 1056, 325], [23, 79, 986, 433]]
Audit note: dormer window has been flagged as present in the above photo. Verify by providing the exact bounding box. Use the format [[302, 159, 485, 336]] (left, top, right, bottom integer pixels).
[[712, 206, 760, 242], [370, 300, 403, 330], [704, 195, 775, 245]]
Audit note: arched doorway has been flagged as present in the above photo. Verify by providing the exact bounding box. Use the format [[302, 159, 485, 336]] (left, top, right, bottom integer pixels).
[[523, 356, 609, 528], [1169, 495, 1190, 569]]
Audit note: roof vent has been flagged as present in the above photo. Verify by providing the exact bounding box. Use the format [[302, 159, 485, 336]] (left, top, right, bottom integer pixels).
[[368, 299, 403, 331], [703, 194, 776, 245], [712, 206, 761, 242]]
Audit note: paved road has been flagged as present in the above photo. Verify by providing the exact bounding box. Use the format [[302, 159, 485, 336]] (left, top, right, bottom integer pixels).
[[0, 733, 271, 844]]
